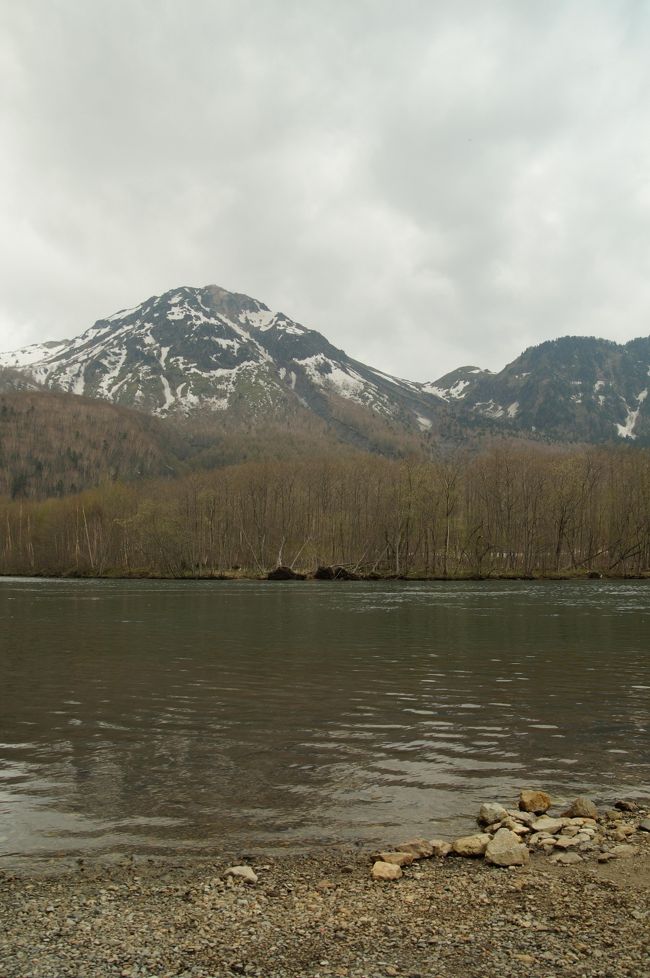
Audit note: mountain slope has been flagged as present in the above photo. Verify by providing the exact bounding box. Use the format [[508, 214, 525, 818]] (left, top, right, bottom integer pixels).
[[0, 388, 185, 499], [2, 284, 650, 446], [426, 336, 650, 443], [0, 286, 444, 440]]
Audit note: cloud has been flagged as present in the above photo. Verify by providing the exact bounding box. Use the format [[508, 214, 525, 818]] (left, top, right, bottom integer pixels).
[[1, 0, 650, 379]]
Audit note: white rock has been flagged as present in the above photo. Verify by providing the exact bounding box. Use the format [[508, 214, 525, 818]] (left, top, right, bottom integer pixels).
[[376, 851, 414, 867], [478, 803, 508, 826], [554, 836, 581, 850], [224, 865, 258, 884], [550, 852, 583, 865], [485, 829, 530, 867], [371, 860, 402, 880], [609, 844, 639, 859], [506, 809, 536, 826], [452, 833, 491, 858], [429, 839, 452, 857], [563, 796, 598, 819], [531, 816, 567, 834], [397, 838, 434, 859], [502, 818, 530, 835]]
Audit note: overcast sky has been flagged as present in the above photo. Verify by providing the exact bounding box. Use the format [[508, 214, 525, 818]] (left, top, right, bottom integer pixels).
[[2, 1, 650, 381]]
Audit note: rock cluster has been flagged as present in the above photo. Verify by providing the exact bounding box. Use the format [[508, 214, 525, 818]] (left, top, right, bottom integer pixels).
[[370, 790, 650, 880]]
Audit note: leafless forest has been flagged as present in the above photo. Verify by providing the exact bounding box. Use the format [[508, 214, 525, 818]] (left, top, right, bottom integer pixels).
[[1, 444, 648, 578]]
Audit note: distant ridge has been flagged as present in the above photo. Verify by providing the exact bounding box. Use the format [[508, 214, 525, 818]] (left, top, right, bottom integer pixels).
[[1, 284, 649, 444]]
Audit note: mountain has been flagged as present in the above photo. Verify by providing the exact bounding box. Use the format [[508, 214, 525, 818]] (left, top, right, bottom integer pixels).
[[429, 336, 650, 443], [0, 366, 42, 393], [1, 283, 649, 446], [0, 286, 442, 439]]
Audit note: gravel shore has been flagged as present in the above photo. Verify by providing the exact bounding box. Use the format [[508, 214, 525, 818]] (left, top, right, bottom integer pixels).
[[2, 821, 649, 978]]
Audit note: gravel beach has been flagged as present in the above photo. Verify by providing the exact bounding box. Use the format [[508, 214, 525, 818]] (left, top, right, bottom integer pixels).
[[2, 801, 649, 978]]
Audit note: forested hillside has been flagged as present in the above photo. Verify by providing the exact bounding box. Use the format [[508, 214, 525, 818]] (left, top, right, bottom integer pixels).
[[1, 444, 648, 579], [0, 389, 185, 499]]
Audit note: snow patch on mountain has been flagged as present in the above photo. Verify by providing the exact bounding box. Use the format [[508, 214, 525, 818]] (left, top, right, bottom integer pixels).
[[616, 389, 648, 439], [475, 400, 505, 419], [0, 340, 69, 369]]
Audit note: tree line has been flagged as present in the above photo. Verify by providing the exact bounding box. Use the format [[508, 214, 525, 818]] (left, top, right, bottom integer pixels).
[[0, 443, 648, 578]]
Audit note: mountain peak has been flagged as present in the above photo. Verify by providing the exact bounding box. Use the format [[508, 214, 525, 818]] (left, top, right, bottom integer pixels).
[[0, 284, 435, 433], [1, 284, 649, 445]]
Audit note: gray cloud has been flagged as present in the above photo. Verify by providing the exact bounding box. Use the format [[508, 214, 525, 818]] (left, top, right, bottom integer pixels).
[[2, 0, 650, 380]]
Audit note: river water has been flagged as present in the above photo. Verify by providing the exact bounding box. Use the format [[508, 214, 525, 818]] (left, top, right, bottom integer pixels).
[[0, 578, 648, 869]]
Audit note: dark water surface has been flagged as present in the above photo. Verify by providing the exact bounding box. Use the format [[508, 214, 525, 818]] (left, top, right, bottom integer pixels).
[[0, 578, 648, 869]]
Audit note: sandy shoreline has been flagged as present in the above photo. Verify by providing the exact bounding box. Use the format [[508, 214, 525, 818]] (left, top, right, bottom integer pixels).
[[2, 829, 649, 978]]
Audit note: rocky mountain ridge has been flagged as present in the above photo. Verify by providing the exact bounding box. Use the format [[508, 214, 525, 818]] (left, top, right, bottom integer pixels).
[[1, 284, 649, 444]]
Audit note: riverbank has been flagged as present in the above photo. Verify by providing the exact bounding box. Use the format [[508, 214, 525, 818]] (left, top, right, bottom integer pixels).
[[2, 800, 649, 978], [1, 567, 649, 582]]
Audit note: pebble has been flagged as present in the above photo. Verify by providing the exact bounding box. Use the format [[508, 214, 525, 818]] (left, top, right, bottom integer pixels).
[[2, 789, 649, 978]]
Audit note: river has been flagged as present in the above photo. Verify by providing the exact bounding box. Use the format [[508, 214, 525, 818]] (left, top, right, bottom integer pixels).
[[0, 578, 648, 869]]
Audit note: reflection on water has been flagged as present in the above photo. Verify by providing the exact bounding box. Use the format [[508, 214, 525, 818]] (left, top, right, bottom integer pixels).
[[0, 578, 648, 867]]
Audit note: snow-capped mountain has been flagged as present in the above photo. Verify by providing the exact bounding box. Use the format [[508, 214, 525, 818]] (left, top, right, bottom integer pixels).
[[0, 285, 441, 433], [1, 284, 650, 445], [426, 336, 650, 443]]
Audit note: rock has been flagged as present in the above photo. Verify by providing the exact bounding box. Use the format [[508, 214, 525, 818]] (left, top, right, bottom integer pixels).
[[332, 566, 359, 580], [531, 816, 566, 834], [397, 838, 434, 859], [561, 825, 580, 837], [615, 799, 639, 812], [609, 844, 639, 859], [477, 803, 508, 826], [485, 829, 530, 867], [223, 865, 258, 884], [528, 832, 552, 848], [554, 836, 581, 850], [563, 797, 598, 819], [519, 790, 551, 814], [429, 839, 452, 857], [610, 825, 636, 841], [550, 852, 583, 865], [371, 860, 402, 880], [267, 566, 306, 581], [313, 565, 359, 581], [376, 851, 414, 867], [501, 818, 530, 835], [313, 565, 335, 580], [638, 819, 650, 832], [506, 809, 536, 826], [452, 834, 491, 858]]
